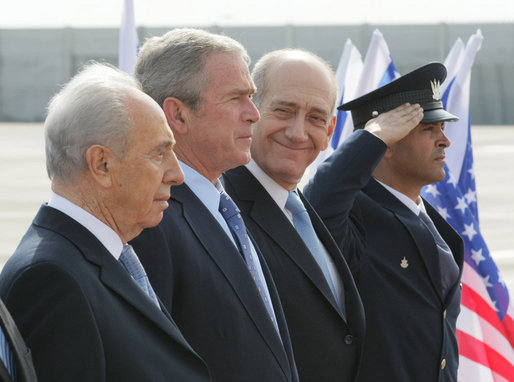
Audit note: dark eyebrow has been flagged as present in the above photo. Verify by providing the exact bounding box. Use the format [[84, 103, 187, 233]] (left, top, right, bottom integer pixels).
[[156, 140, 174, 152], [229, 87, 256, 97], [271, 100, 330, 116], [269, 100, 297, 110]]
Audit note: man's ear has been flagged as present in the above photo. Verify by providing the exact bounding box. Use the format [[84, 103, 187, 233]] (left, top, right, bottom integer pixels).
[[162, 97, 188, 135], [86, 145, 116, 188], [321, 115, 337, 150]]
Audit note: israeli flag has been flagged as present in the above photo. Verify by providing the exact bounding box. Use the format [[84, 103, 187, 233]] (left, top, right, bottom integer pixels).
[[119, 0, 139, 74]]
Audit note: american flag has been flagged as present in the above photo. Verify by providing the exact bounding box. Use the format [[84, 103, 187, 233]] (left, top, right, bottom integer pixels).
[[422, 30, 514, 381]]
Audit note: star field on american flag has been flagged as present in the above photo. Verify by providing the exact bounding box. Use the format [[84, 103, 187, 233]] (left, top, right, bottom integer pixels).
[[422, 145, 510, 320]]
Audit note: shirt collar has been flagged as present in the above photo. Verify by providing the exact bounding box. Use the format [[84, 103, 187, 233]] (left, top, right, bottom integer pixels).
[[374, 179, 422, 215], [48, 192, 124, 259], [180, 161, 223, 216], [246, 159, 290, 211]]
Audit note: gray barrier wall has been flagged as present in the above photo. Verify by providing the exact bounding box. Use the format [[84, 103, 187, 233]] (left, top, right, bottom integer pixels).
[[1, 23, 513, 123]]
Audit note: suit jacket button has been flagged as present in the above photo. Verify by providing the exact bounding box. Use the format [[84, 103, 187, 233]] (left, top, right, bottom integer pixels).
[[344, 335, 353, 345], [440, 358, 446, 370]]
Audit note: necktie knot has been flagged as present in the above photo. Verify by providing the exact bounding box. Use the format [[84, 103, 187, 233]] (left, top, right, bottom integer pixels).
[[119, 244, 160, 308], [285, 191, 307, 216], [219, 192, 241, 220], [120, 245, 147, 281]]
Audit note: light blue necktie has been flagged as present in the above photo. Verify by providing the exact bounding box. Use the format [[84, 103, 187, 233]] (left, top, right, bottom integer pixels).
[[286, 191, 341, 306], [0, 328, 16, 381], [419, 210, 459, 298], [119, 244, 160, 308], [219, 191, 280, 334]]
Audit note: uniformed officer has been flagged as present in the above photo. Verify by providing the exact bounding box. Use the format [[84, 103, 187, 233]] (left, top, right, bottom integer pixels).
[[304, 63, 464, 382]]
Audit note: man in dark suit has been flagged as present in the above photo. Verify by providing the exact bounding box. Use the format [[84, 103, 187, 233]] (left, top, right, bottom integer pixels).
[[0, 298, 37, 382], [131, 29, 298, 382], [304, 63, 464, 382], [0, 63, 210, 381], [223, 49, 365, 381]]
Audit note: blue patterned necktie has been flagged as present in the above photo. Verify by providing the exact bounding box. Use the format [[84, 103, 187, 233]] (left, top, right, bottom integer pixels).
[[119, 244, 160, 308], [419, 210, 460, 298], [0, 328, 15, 381], [286, 191, 341, 307], [218, 191, 280, 334]]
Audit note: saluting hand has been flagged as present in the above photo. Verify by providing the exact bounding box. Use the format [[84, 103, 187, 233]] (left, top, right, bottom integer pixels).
[[364, 103, 423, 146]]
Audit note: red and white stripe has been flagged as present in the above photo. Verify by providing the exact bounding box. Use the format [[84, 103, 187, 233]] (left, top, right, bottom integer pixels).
[[457, 262, 514, 381]]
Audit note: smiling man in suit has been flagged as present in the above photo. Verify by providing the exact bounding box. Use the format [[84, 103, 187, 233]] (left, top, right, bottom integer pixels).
[[0, 63, 210, 381], [131, 29, 298, 382], [304, 63, 464, 381], [223, 49, 365, 381]]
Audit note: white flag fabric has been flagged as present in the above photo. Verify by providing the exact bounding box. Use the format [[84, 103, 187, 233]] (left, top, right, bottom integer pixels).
[[331, 39, 364, 148], [352, 29, 400, 98], [444, 31, 483, 182], [305, 30, 398, 183], [307, 39, 363, 180], [441, 38, 465, 96], [119, 0, 139, 74], [422, 30, 514, 382]]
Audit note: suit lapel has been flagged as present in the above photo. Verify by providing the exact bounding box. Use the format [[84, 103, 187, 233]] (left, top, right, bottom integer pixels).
[[33, 205, 197, 355], [224, 167, 342, 316], [171, 185, 291, 377], [364, 180, 444, 302]]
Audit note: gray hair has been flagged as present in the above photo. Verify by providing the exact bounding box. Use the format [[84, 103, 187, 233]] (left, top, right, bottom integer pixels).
[[135, 28, 249, 111], [44, 62, 141, 182], [252, 49, 337, 113]]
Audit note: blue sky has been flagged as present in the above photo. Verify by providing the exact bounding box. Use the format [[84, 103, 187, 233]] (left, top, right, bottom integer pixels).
[[2, 0, 513, 28]]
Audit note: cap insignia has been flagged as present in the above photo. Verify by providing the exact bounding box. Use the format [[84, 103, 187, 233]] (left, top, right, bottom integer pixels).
[[431, 79, 441, 101]]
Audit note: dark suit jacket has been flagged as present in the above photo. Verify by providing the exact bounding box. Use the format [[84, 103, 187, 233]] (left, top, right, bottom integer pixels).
[[131, 184, 299, 382], [0, 205, 210, 382], [304, 130, 464, 382], [0, 298, 37, 382], [223, 166, 366, 382]]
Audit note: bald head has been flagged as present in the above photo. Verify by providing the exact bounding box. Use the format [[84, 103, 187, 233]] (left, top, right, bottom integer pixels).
[[251, 49, 337, 113], [250, 49, 337, 190]]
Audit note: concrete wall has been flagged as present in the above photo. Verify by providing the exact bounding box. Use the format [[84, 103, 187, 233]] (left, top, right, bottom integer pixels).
[[1, 23, 513, 123]]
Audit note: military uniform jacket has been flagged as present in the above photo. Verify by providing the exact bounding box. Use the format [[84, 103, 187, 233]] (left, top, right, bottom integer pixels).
[[131, 183, 299, 382], [224, 166, 365, 382], [304, 129, 464, 382]]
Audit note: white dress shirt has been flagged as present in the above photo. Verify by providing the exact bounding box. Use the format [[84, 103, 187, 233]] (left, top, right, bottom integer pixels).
[[180, 162, 277, 321], [246, 160, 345, 306], [374, 179, 427, 216], [48, 192, 124, 259]]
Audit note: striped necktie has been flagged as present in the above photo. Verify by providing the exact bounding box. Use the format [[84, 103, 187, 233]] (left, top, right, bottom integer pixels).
[[219, 191, 280, 334], [119, 244, 160, 308]]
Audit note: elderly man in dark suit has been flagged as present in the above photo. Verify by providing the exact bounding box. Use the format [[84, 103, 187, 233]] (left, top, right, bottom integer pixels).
[[304, 63, 464, 382], [223, 49, 365, 382], [131, 29, 298, 382], [0, 63, 210, 381]]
